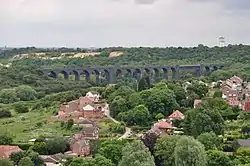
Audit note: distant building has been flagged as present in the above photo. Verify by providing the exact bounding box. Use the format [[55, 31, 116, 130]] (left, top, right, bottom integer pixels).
[[0, 145, 22, 158], [194, 99, 202, 108], [168, 110, 185, 121]]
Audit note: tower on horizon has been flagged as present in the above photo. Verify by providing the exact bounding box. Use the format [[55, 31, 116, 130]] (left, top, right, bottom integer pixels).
[[219, 37, 226, 47]]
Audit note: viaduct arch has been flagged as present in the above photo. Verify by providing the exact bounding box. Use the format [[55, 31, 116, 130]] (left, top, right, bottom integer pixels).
[[43, 64, 224, 84]]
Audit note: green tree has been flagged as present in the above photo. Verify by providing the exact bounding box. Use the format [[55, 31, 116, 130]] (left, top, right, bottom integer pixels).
[[119, 140, 155, 166], [18, 157, 33, 166], [155, 113, 165, 120], [138, 76, 151, 91], [206, 150, 232, 166], [174, 136, 207, 166], [46, 137, 68, 155], [32, 141, 48, 155], [197, 132, 223, 150], [187, 81, 208, 99], [93, 155, 114, 166], [13, 103, 29, 113], [155, 135, 181, 166], [132, 105, 151, 126], [66, 119, 74, 129], [0, 158, 13, 166], [213, 91, 222, 98], [98, 139, 126, 165], [110, 96, 128, 118], [0, 88, 19, 104], [128, 92, 143, 109], [15, 85, 37, 101], [27, 151, 45, 166], [0, 134, 13, 145], [10, 151, 25, 165]]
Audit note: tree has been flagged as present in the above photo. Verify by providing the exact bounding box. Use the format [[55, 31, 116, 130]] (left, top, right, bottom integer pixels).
[[187, 81, 208, 98], [0, 88, 19, 104], [206, 150, 232, 166], [46, 137, 68, 155], [15, 85, 37, 101], [119, 140, 155, 166], [138, 76, 151, 91], [174, 136, 207, 166], [213, 91, 222, 98], [32, 141, 48, 155], [155, 113, 165, 120], [128, 92, 143, 109], [98, 139, 126, 165], [66, 119, 74, 129], [18, 157, 33, 166], [197, 132, 223, 151], [110, 96, 128, 118], [141, 131, 158, 153], [0, 158, 13, 166], [0, 134, 13, 145], [27, 151, 45, 166], [93, 155, 114, 166], [10, 151, 25, 165], [132, 105, 151, 126], [13, 103, 29, 113], [155, 135, 181, 166], [173, 86, 186, 105]]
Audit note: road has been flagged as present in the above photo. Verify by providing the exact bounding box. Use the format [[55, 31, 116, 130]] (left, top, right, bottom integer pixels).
[[104, 104, 132, 139]]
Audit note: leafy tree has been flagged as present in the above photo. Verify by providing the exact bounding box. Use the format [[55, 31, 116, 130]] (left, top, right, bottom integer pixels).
[[110, 96, 128, 118], [155, 113, 165, 120], [173, 86, 186, 105], [119, 140, 155, 166], [132, 105, 151, 126], [13, 103, 29, 113], [93, 155, 114, 166], [46, 137, 68, 155], [174, 136, 207, 166], [27, 151, 45, 166], [197, 132, 223, 151], [155, 135, 181, 166], [0, 158, 13, 166], [32, 141, 48, 155], [187, 81, 208, 99], [10, 151, 25, 165], [206, 150, 232, 166], [0, 134, 13, 145], [15, 85, 37, 101], [0, 88, 19, 104], [141, 131, 158, 153], [98, 139, 126, 165], [18, 157, 33, 166], [127, 92, 143, 109], [138, 76, 151, 91], [66, 119, 74, 129], [213, 91, 222, 98]]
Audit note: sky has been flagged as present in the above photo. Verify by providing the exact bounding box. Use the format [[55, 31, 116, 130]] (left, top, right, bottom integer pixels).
[[1, 0, 250, 48]]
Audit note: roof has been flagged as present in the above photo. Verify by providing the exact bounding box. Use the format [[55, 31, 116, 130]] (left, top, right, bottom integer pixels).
[[237, 139, 250, 147], [83, 104, 95, 111], [82, 126, 98, 134], [244, 101, 250, 111], [194, 99, 202, 108], [0, 145, 22, 158], [154, 120, 173, 129], [77, 118, 95, 125], [78, 140, 90, 146], [168, 110, 185, 119]]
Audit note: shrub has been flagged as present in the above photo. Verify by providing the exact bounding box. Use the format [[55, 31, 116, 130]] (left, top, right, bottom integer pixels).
[[0, 108, 12, 118], [13, 103, 29, 113]]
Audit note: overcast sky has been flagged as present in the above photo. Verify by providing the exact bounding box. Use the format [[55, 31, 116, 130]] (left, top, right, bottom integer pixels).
[[1, 0, 250, 48]]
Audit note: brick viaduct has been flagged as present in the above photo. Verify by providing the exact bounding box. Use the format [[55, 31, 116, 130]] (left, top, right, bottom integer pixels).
[[42, 64, 224, 84]]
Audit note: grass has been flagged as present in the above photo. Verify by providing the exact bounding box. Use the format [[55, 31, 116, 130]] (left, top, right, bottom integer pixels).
[[0, 109, 75, 143]]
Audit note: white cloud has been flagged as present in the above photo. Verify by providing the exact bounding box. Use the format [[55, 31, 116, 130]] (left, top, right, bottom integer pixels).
[[0, 0, 250, 47]]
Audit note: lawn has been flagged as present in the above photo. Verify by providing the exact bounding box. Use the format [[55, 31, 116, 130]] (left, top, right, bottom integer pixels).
[[0, 109, 75, 143]]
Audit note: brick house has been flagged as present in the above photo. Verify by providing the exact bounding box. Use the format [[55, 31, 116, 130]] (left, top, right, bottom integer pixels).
[[0, 145, 22, 158], [56, 92, 104, 120], [81, 126, 99, 140], [153, 119, 173, 134], [168, 110, 185, 121], [70, 139, 91, 157]]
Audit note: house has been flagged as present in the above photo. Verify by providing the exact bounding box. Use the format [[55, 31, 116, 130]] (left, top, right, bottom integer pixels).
[[81, 126, 99, 140], [76, 118, 95, 128], [230, 75, 243, 85], [70, 139, 91, 156], [168, 110, 185, 120], [194, 99, 202, 108], [40, 153, 64, 166], [0, 145, 22, 158], [243, 101, 250, 112], [153, 119, 173, 134], [236, 139, 250, 148]]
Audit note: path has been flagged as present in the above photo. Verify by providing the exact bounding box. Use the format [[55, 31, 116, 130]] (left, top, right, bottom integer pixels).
[[104, 104, 132, 139]]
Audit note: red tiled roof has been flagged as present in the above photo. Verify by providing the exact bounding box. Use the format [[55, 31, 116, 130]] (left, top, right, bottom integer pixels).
[[168, 110, 185, 119], [228, 100, 242, 106], [194, 99, 202, 108], [0, 145, 22, 158], [154, 120, 173, 129]]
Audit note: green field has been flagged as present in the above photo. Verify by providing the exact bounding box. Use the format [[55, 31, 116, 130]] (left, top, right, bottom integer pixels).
[[0, 109, 75, 143]]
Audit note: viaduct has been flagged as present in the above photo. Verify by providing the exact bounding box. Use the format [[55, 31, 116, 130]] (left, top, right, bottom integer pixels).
[[42, 64, 224, 84]]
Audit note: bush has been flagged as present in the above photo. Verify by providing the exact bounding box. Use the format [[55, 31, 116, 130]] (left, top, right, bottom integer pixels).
[[13, 103, 29, 113], [0, 108, 12, 118]]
